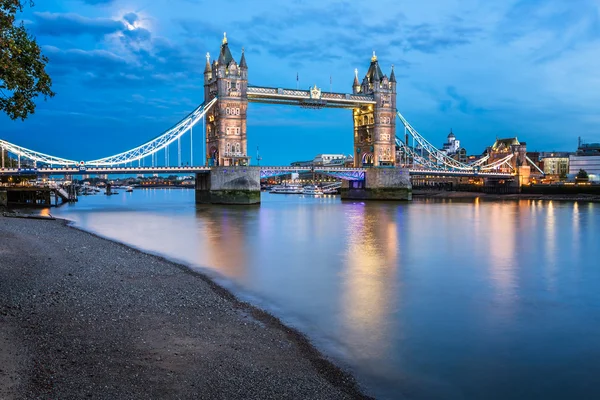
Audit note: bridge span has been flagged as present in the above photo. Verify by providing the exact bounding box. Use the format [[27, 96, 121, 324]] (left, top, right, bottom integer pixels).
[[0, 166, 512, 180]]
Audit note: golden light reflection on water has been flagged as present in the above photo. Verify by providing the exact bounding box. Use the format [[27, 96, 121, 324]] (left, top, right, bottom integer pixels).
[[340, 205, 398, 360], [544, 201, 557, 291], [572, 202, 580, 253], [194, 208, 249, 280], [488, 202, 517, 306]]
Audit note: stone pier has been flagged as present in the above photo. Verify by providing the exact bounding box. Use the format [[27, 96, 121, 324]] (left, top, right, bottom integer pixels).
[[195, 166, 261, 205], [0, 190, 7, 207], [340, 167, 412, 201]]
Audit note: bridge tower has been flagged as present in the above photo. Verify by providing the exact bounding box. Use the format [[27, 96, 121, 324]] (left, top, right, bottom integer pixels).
[[204, 33, 249, 166], [352, 52, 396, 168]]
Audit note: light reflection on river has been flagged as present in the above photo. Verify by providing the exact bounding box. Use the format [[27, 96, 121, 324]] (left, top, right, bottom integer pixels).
[[51, 189, 600, 399]]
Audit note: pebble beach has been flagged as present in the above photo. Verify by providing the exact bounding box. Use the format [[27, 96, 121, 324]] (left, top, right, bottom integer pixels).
[[0, 216, 370, 399]]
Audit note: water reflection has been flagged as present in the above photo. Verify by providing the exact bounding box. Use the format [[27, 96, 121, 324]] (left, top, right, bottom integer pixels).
[[487, 202, 517, 307], [341, 203, 399, 364], [194, 206, 255, 280]]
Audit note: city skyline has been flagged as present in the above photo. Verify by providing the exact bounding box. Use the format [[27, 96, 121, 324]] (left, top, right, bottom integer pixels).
[[1, 0, 599, 165]]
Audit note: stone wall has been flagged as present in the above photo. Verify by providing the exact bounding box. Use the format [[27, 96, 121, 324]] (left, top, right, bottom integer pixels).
[[341, 167, 412, 201], [0, 190, 7, 207], [196, 166, 261, 205]]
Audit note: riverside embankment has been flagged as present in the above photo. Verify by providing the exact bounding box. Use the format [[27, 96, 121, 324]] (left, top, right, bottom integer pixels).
[[0, 216, 369, 399]]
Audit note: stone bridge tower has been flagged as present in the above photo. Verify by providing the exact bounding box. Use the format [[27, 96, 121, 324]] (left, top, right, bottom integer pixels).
[[204, 33, 249, 166], [352, 52, 396, 167]]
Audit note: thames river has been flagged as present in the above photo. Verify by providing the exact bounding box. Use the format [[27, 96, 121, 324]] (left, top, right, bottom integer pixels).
[[51, 189, 600, 399]]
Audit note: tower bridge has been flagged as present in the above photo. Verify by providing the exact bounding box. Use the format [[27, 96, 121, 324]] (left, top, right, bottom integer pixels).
[[1, 32, 529, 204]]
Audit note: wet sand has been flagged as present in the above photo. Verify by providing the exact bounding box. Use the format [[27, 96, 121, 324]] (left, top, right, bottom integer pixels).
[[0, 216, 370, 399]]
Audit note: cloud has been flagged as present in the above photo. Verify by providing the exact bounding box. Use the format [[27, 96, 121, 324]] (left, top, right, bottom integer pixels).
[[439, 86, 487, 115], [401, 23, 480, 53], [123, 12, 138, 26], [33, 12, 124, 37], [43, 46, 129, 71]]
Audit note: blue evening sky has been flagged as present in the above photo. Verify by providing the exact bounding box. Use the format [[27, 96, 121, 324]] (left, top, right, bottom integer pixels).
[[2, 0, 599, 165]]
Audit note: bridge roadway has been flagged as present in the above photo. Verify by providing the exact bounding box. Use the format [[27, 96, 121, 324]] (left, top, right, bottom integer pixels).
[[0, 166, 513, 179]]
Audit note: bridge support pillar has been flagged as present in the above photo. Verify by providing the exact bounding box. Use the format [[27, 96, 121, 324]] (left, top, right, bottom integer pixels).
[[517, 166, 531, 187], [195, 166, 261, 205], [0, 190, 7, 207], [340, 167, 412, 201]]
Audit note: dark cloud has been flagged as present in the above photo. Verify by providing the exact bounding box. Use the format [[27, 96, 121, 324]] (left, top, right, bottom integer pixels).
[[439, 86, 487, 115], [38, 13, 204, 92], [401, 23, 478, 53], [497, 0, 600, 63], [33, 12, 124, 37], [122, 27, 152, 42], [123, 12, 139, 25], [43, 46, 129, 71], [175, 2, 403, 72]]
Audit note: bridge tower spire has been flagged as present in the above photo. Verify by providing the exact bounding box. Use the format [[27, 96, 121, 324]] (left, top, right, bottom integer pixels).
[[352, 51, 396, 167], [204, 34, 249, 166]]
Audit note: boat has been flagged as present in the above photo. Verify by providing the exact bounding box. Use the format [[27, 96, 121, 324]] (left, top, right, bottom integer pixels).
[[322, 187, 339, 194], [302, 185, 323, 195], [270, 184, 303, 194], [125, 186, 133, 192]]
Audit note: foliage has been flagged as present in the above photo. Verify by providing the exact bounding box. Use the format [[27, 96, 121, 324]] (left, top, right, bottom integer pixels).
[[0, 0, 54, 120], [576, 169, 589, 180]]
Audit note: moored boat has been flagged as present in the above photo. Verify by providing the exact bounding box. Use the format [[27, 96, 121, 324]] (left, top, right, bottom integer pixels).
[[302, 185, 323, 195], [270, 184, 303, 194]]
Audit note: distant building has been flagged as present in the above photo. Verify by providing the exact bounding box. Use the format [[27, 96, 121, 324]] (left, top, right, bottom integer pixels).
[[569, 141, 600, 182], [441, 130, 461, 155], [313, 154, 346, 166], [290, 154, 352, 168], [290, 160, 313, 167], [539, 152, 571, 179]]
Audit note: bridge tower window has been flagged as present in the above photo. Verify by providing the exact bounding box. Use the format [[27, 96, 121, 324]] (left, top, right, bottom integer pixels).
[[226, 143, 231, 154], [235, 143, 241, 153]]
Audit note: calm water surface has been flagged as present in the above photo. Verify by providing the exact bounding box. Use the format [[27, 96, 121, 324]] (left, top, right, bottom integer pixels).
[[51, 189, 600, 399]]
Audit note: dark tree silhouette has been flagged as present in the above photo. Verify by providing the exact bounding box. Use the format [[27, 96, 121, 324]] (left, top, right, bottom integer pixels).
[[1, 1, 54, 120]]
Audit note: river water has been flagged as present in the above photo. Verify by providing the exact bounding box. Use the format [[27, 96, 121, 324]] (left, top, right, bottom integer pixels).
[[50, 189, 600, 399]]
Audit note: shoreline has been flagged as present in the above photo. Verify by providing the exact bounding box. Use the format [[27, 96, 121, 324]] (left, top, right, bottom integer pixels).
[[0, 215, 371, 399], [412, 190, 600, 202]]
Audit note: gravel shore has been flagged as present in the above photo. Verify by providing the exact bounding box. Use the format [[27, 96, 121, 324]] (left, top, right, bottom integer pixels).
[[0, 216, 370, 399]]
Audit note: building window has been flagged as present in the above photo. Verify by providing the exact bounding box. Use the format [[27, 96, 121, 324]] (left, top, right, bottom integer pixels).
[[226, 143, 231, 153], [235, 143, 241, 153]]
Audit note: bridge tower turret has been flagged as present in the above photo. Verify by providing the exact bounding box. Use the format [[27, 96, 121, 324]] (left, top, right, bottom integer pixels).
[[351, 51, 397, 167], [203, 32, 249, 166]]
